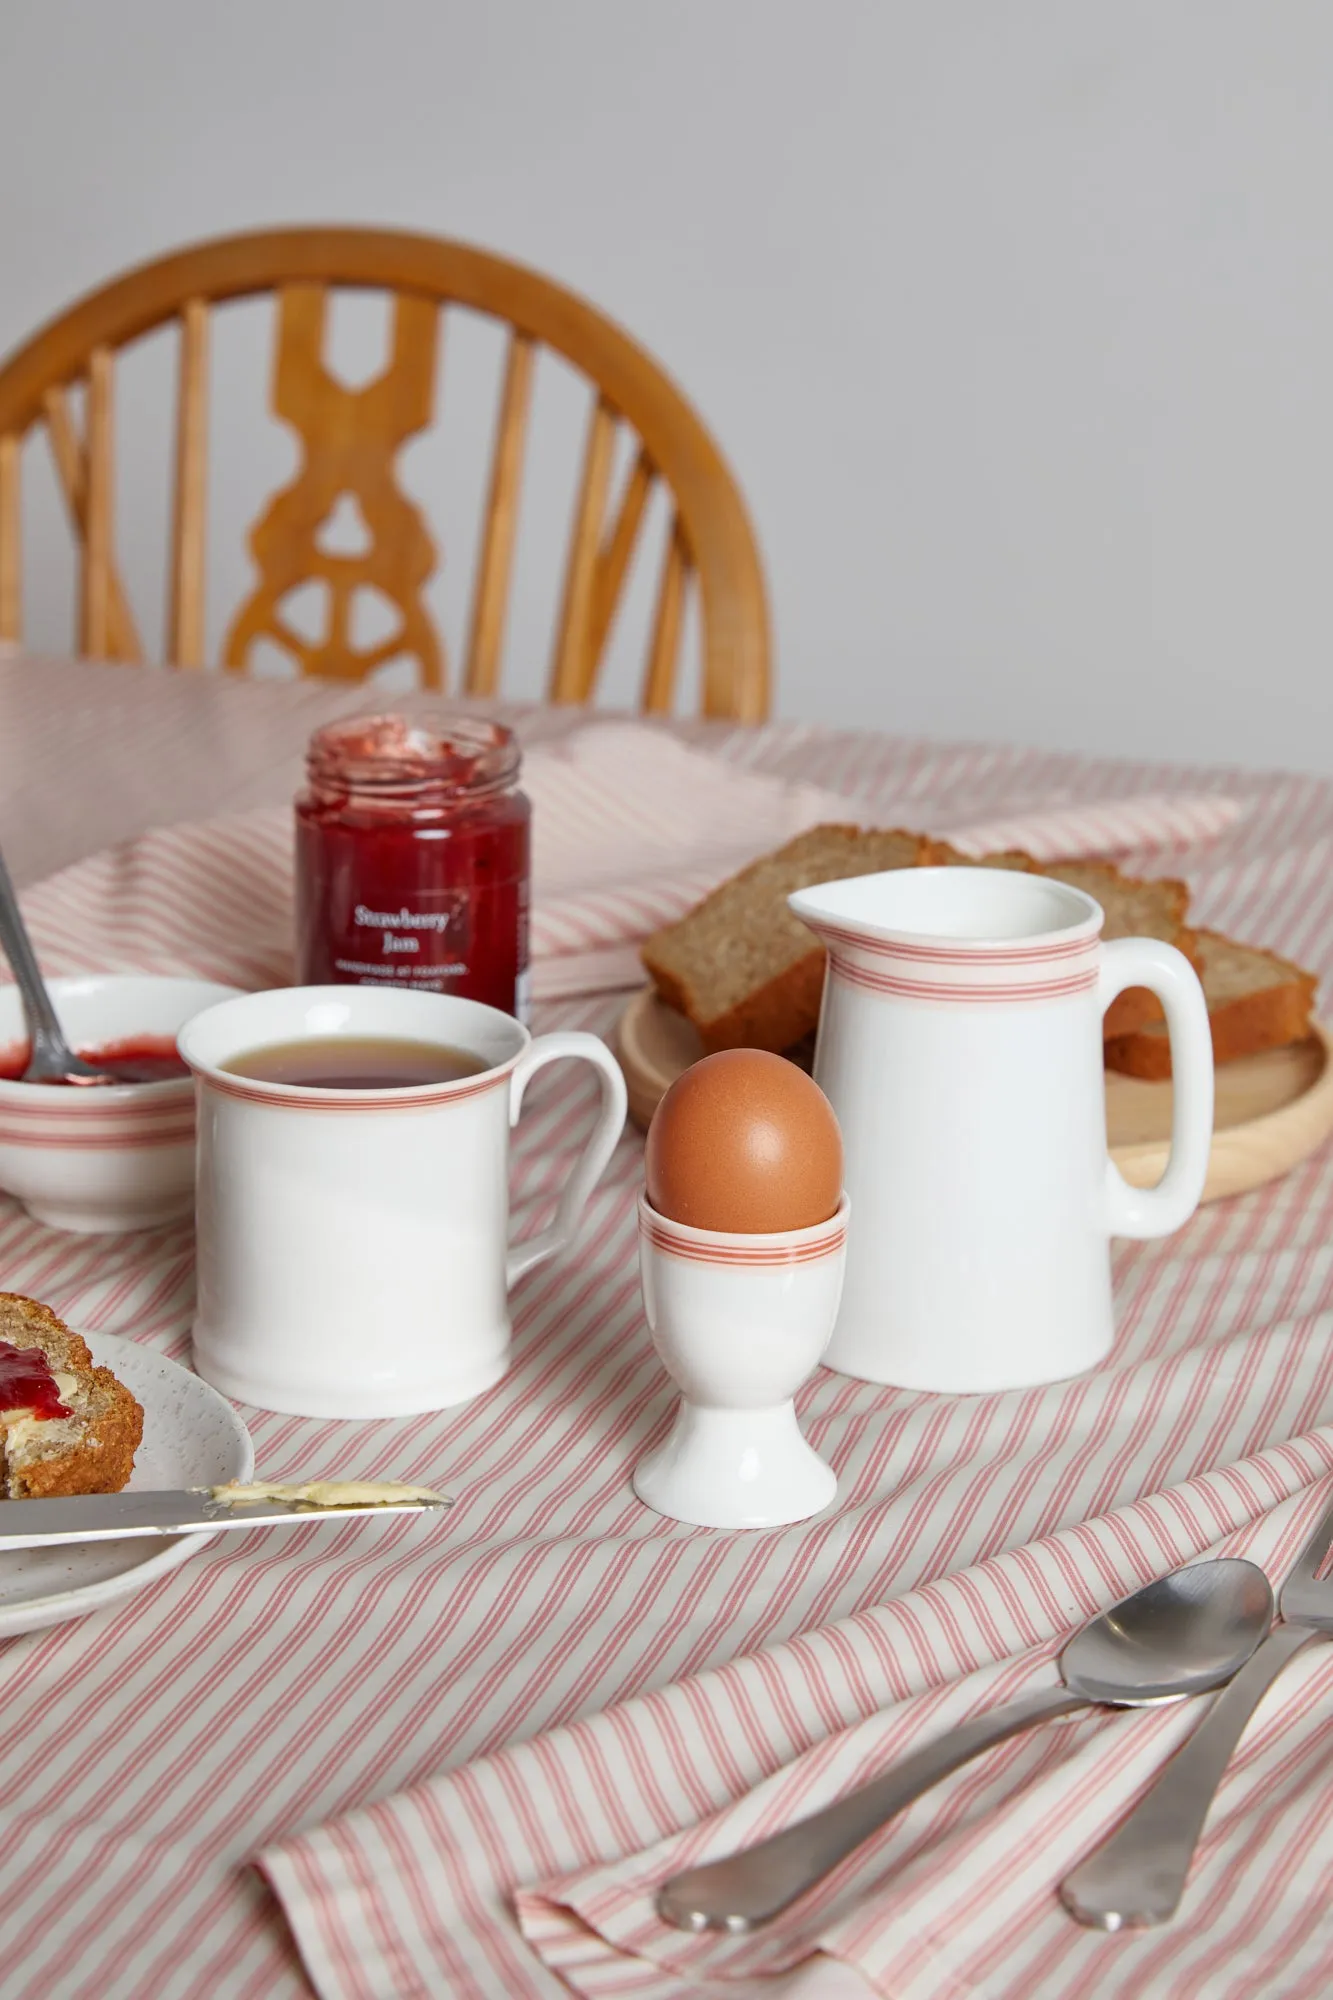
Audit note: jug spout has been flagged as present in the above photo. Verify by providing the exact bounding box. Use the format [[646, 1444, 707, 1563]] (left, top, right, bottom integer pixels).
[[790, 865, 1105, 950], [787, 874, 900, 946]]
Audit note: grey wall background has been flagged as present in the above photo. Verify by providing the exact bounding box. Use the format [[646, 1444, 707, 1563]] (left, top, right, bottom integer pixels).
[[1, 0, 1330, 769]]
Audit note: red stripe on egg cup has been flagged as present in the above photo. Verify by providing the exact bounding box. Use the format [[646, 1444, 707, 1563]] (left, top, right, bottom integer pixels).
[[638, 1195, 848, 1268]]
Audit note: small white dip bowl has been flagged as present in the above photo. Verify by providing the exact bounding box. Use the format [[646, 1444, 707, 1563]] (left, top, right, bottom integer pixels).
[[0, 975, 245, 1232]]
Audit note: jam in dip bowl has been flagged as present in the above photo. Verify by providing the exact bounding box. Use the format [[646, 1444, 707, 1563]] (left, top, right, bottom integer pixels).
[[0, 975, 244, 1232]]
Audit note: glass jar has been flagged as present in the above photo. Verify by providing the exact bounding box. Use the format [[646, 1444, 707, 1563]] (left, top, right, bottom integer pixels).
[[295, 714, 531, 1018]]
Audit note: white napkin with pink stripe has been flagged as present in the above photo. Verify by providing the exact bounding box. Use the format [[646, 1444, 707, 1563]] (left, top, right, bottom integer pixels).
[[257, 1455, 1333, 2000], [506, 1481, 1333, 2000], [17, 720, 1244, 1001]]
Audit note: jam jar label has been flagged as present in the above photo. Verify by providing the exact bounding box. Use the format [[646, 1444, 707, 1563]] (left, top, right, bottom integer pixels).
[[333, 895, 474, 992]]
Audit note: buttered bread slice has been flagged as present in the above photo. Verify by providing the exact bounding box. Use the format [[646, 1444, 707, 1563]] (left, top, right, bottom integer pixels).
[[0, 1294, 143, 1499]]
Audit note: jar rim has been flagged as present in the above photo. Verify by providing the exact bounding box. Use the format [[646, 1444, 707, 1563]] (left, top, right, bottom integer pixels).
[[305, 712, 521, 796]]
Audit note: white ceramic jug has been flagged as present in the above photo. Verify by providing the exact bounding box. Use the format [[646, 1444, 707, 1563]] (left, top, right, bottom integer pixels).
[[788, 867, 1214, 1394]]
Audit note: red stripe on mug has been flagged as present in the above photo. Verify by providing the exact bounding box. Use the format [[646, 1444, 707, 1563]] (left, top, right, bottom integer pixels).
[[195, 1068, 510, 1113]]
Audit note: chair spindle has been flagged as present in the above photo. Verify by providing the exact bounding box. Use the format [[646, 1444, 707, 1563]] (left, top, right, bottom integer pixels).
[[642, 516, 688, 712], [549, 396, 616, 703], [43, 385, 143, 662], [168, 299, 210, 667], [79, 349, 116, 659], [464, 330, 535, 696], [588, 444, 654, 664]]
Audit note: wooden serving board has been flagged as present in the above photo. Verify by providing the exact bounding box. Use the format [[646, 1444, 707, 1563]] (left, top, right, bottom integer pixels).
[[615, 986, 1333, 1206]]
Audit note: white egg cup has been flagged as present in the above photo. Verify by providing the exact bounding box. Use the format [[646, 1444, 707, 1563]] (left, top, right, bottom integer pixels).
[[633, 1192, 848, 1529]]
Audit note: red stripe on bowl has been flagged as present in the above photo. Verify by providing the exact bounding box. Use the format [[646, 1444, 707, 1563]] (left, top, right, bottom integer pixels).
[[0, 1123, 195, 1151]]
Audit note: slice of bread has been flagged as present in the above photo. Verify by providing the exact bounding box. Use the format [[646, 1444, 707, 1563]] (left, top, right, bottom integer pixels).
[[642, 825, 1196, 1052], [1104, 930, 1318, 1079], [641, 825, 929, 1053], [0, 1294, 144, 1499]]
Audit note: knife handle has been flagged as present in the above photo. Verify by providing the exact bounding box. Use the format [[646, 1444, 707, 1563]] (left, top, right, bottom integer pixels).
[[1060, 1621, 1319, 1930]]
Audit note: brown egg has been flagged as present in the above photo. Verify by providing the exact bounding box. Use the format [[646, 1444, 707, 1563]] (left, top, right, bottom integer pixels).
[[645, 1049, 843, 1234]]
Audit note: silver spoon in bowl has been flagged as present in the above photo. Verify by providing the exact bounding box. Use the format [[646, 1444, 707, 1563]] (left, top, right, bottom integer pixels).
[[0, 844, 162, 1085], [657, 1557, 1274, 1935]]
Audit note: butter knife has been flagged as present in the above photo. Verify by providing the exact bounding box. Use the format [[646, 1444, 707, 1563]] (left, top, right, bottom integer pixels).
[[0, 1486, 451, 1550]]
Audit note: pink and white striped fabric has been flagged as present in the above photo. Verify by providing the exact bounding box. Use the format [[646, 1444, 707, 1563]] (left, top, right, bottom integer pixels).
[[17, 715, 1246, 1006], [0, 657, 1329, 1999]]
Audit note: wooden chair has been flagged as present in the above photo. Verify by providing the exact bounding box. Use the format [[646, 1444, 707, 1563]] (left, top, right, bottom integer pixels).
[[0, 228, 770, 719]]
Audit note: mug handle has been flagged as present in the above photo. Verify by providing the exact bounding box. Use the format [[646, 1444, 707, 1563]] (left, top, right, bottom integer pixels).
[[1100, 937, 1215, 1238], [505, 1031, 628, 1286]]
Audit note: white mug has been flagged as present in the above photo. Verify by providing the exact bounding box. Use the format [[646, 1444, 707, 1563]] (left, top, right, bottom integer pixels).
[[788, 867, 1214, 1394], [179, 986, 627, 1417]]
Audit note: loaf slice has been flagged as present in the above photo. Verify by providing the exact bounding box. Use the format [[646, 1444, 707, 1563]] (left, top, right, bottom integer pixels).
[[1104, 930, 1318, 1080], [0, 1293, 144, 1499], [640, 824, 929, 1053], [643, 822, 1198, 1051], [923, 841, 1042, 872]]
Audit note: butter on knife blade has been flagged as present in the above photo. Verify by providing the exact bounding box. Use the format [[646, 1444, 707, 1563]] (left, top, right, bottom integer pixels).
[[0, 1484, 452, 1551], [211, 1480, 450, 1509]]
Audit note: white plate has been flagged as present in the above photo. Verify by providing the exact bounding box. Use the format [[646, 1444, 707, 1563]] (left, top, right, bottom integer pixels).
[[0, 1330, 253, 1637]]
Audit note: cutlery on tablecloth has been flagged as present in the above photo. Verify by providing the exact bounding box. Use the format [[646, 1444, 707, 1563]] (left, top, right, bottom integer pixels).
[[0, 1484, 452, 1550], [1061, 1487, 1333, 1930], [657, 1557, 1273, 1934]]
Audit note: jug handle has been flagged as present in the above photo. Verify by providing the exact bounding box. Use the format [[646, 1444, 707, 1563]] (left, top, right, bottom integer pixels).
[[1099, 938, 1215, 1238]]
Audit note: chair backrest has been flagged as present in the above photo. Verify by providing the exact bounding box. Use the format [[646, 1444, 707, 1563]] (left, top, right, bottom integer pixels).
[[0, 227, 770, 720]]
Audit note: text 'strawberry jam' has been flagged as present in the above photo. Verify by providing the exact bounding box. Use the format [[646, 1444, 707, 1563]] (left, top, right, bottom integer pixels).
[[294, 715, 531, 1019]]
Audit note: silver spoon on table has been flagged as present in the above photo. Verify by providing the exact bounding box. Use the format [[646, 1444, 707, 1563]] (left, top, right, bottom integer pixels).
[[657, 1557, 1273, 1935], [1061, 1488, 1333, 1929], [0, 842, 166, 1086]]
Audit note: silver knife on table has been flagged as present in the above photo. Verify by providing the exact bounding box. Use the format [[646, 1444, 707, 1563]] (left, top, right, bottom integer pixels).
[[0, 1483, 451, 1550]]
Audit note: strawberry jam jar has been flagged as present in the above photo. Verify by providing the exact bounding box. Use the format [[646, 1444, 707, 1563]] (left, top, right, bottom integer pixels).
[[295, 715, 531, 1019]]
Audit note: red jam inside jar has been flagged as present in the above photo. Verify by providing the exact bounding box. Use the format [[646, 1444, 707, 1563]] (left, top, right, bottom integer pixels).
[[295, 715, 531, 1018]]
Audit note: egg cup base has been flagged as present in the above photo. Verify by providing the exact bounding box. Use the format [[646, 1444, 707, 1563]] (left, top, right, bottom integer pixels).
[[633, 1397, 837, 1530]]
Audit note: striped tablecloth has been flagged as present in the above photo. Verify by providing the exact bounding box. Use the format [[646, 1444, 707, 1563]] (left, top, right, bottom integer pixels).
[[0, 657, 1331, 1998]]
